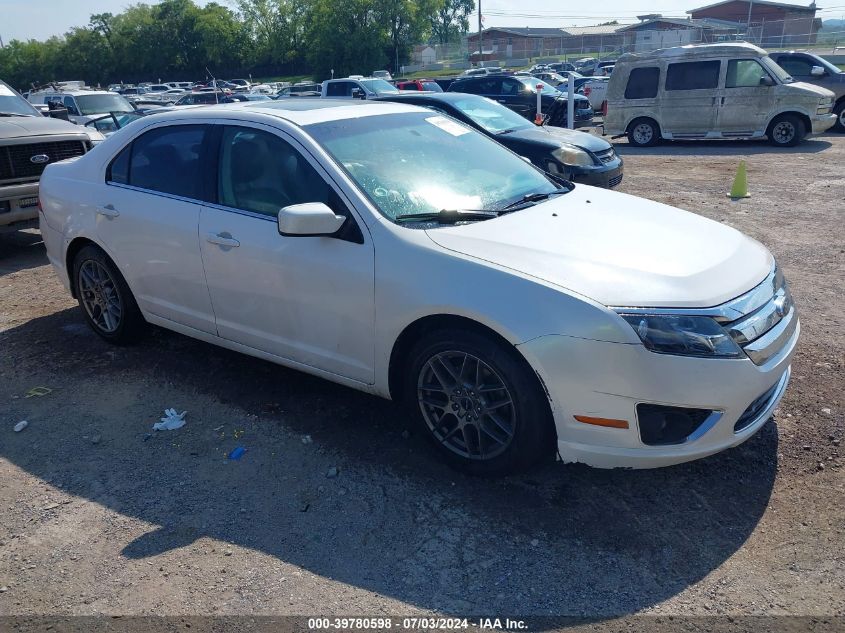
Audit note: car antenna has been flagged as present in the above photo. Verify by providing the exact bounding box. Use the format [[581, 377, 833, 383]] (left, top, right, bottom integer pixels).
[[206, 67, 218, 104]]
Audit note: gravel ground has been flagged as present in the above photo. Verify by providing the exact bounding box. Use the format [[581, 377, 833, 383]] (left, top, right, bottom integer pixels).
[[0, 131, 843, 623]]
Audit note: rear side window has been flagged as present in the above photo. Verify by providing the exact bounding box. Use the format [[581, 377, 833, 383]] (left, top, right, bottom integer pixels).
[[625, 67, 659, 99], [107, 125, 206, 199], [775, 56, 813, 76], [665, 60, 721, 91]]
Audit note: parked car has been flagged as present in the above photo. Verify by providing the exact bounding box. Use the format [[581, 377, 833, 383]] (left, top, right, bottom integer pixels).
[[579, 76, 609, 111], [224, 94, 273, 102], [447, 75, 594, 128], [549, 62, 577, 73], [460, 67, 497, 77], [395, 79, 443, 92], [376, 92, 622, 187], [604, 43, 836, 147], [39, 99, 799, 474], [768, 50, 845, 131], [27, 89, 136, 126], [277, 82, 322, 97], [372, 70, 393, 80], [531, 72, 570, 87], [174, 91, 226, 105], [321, 77, 399, 99], [0, 79, 102, 232]]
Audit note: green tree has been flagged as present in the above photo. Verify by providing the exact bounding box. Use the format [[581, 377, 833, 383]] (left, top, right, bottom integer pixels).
[[430, 0, 473, 45]]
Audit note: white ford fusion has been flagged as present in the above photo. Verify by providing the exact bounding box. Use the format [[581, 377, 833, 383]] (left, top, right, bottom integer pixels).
[[39, 100, 798, 474]]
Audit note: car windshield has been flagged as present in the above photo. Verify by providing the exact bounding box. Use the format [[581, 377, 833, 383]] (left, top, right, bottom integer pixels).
[[760, 56, 794, 83], [360, 79, 399, 94], [518, 77, 560, 95], [421, 81, 443, 92], [450, 96, 533, 134], [0, 82, 40, 116], [306, 112, 557, 222], [77, 94, 135, 115]]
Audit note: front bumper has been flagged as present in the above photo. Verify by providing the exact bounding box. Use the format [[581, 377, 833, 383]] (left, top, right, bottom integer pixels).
[[810, 112, 837, 134], [570, 158, 623, 189], [0, 181, 40, 232], [517, 316, 799, 469]]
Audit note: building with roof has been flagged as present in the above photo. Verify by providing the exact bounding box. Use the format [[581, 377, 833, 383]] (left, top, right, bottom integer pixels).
[[688, 1, 821, 46], [466, 25, 625, 59]]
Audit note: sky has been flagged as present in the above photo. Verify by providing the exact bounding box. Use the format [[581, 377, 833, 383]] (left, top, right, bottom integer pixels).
[[0, 0, 840, 43]]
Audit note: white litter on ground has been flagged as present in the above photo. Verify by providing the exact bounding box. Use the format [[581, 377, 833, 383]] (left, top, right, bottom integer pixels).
[[152, 409, 187, 431], [13, 420, 28, 432]]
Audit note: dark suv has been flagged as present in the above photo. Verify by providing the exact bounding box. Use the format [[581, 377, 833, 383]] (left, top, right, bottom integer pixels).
[[769, 51, 845, 131], [447, 75, 593, 128]]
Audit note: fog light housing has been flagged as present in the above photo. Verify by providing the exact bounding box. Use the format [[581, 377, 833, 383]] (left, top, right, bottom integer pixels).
[[636, 404, 716, 446]]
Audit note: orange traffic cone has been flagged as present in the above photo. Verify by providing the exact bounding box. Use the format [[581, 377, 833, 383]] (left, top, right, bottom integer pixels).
[[534, 112, 543, 125]]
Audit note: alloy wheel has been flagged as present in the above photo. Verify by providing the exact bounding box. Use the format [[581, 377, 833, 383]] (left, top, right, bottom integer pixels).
[[417, 351, 516, 460], [78, 260, 123, 333]]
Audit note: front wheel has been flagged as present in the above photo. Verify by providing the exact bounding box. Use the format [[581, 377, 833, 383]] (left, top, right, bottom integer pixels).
[[767, 114, 805, 147], [403, 329, 555, 475], [833, 101, 845, 133], [627, 118, 660, 147]]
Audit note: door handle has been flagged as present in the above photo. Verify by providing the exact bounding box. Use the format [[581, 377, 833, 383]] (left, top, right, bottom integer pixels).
[[206, 232, 240, 248], [97, 204, 119, 218]]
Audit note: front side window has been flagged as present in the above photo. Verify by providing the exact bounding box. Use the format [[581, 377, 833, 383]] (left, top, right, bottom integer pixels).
[[625, 66, 659, 99], [726, 59, 770, 88], [776, 56, 813, 77], [665, 60, 721, 91], [217, 126, 339, 217], [108, 125, 207, 199], [63, 96, 80, 115], [421, 81, 443, 92], [306, 112, 557, 222]]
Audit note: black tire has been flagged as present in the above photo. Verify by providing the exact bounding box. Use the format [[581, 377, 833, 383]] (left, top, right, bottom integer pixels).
[[402, 328, 555, 475], [72, 244, 146, 344], [767, 114, 805, 147], [833, 100, 845, 133], [627, 117, 660, 147]]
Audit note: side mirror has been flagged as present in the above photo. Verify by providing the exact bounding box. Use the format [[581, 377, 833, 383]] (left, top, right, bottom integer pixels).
[[351, 88, 365, 99], [759, 76, 775, 87], [811, 65, 826, 77], [278, 202, 346, 237]]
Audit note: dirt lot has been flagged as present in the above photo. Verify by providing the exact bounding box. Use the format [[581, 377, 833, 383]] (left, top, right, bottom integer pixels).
[[1, 132, 843, 623]]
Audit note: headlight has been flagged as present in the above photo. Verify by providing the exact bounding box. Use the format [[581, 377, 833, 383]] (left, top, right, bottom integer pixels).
[[618, 314, 744, 358], [551, 145, 594, 167], [87, 130, 106, 146]]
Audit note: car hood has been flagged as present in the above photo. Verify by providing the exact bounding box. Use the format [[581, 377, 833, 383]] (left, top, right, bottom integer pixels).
[[505, 125, 611, 152], [0, 115, 88, 140], [786, 80, 837, 99], [425, 185, 772, 308]]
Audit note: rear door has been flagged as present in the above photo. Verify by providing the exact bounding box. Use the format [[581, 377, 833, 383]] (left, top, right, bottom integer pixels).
[[198, 123, 376, 382], [717, 58, 776, 135], [96, 123, 217, 333], [659, 59, 721, 137]]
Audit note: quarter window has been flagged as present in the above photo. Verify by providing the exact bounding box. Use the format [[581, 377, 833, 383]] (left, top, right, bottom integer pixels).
[[665, 60, 721, 91], [726, 59, 769, 88], [106, 125, 207, 199], [624, 66, 659, 99], [217, 126, 343, 217]]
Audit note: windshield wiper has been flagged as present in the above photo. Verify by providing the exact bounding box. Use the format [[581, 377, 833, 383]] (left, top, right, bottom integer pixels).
[[0, 112, 35, 117], [395, 209, 499, 224], [497, 128, 518, 135], [500, 189, 569, 212]]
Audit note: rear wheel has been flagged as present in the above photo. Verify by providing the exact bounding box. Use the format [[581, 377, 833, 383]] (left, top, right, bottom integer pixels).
[[403, 328, 555, 475], [833, 100, 845, 133], [73, 244, 146, 344], [627, 118, 660, 147], [767, 114, 805, 147]]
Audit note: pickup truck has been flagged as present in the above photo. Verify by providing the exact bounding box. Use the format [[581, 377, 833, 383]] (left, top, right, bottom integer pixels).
[[321, 77, 400, 99], [1, 80, 102, 233], [769, 51, 845, 131]]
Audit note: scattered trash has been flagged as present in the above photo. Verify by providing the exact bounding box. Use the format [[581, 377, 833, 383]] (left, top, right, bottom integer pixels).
[[530, 539, 539, 547], [24, 387, 52, 398], [213, 425, 225, 432], [224, 550, 233, 556], [228, 446, 247, 460], [821, 408, 832, 416], [326, 466, 339, 478], [143, 433, 153, 442], [152, 408, 187, 431], [91, 434, 102, 445], [299, 503, 310, 513], [0, 586, 8, 593], [13, 421, 28, 433], [301, 435, 312, 445]]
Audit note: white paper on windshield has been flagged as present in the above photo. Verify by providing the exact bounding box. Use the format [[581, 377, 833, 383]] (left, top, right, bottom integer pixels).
[[0, 85, 16, 97], [426, 115, 469, 137]]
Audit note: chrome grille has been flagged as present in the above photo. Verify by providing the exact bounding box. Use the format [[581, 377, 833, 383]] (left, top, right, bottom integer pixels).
[[0, 140, 86, 181]]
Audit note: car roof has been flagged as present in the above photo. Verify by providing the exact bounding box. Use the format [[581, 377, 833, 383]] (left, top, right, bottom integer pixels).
[[137, 99, 426, 127], [618, 42, 766, 63], [376, 92, 481, 104]]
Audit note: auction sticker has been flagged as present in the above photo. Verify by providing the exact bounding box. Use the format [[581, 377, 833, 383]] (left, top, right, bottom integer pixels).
[[426, 115, 469, 137]]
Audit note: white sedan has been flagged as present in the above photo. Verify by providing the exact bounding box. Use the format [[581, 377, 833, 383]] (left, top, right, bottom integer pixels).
[[38, 100, 798, 474]]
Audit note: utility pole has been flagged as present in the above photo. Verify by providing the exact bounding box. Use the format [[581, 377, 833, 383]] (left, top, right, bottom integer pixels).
[[478, 0, 483, 65], [746, 0, 754, 41]]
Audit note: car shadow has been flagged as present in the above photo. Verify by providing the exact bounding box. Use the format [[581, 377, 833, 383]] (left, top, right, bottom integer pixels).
[[1, 308, 779, 617], [0, 229, 47, 276], [612, 135, 835, 156]]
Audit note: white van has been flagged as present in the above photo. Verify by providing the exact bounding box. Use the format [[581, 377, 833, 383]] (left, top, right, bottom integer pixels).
[[604, 43, 836, 147]]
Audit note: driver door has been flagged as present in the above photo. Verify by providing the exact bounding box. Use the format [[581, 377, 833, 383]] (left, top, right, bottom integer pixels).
[[198, 124, 376, 383], [717, 58, 775, 136]]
